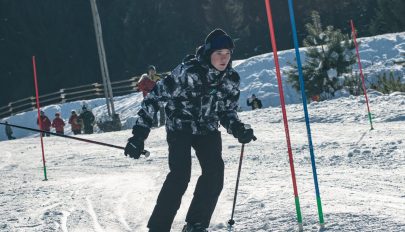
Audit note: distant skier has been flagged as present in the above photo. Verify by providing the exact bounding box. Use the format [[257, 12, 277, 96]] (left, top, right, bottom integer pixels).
[[52, 112, 65, 135], [37, 111, 51, 137], [78, 106, 95, 134], [4, 121, 16, 140], [68, 110, 82, 135], [138, 65, 166, 127], [247, 94, 262, 110], [124, 29, 256, 232]]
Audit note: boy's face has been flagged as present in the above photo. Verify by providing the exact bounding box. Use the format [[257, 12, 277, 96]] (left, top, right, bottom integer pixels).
[[210, 49, 231, 71]]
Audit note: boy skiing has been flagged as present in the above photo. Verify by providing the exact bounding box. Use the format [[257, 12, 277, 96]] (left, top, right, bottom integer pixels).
[[124, 29, 255, 232]]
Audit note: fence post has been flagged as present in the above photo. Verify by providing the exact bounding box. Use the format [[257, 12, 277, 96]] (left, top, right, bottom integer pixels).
[[60, 89, 66, 103]]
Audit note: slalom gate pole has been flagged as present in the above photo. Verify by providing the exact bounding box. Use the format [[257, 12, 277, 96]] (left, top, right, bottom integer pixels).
[[0, 122, 125, 150], [288, 0, 325, 227], [228, 144, 245, 227], [32, 56, 48, 181], [264, 0, 303, 230], [350, 20, 374, 130]]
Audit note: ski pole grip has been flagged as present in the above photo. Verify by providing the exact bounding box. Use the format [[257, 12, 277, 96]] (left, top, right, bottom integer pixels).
[[252, 135, 257, 141]]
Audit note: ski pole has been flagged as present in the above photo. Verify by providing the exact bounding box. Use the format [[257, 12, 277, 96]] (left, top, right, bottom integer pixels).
[[288, 0, 325, 227], [228, 136, 257, 227], [0, 122, 149, 156]]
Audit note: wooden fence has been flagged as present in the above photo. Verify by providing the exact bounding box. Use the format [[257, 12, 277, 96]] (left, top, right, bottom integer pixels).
[[0, 76, 140, 119]]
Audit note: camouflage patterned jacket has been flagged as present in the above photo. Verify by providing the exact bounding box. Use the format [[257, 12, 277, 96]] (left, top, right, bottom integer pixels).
[[135, 56, 242, 135]]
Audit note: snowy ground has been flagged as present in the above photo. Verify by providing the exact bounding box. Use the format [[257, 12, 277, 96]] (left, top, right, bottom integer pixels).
[[1, 92, 404, 232], [1, 31, 404, 231]]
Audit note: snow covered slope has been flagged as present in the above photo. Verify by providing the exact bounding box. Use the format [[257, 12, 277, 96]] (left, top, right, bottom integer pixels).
[[0, 92, 404, 231], [235, 32, 405, 109], [0, 32, 404, 231]]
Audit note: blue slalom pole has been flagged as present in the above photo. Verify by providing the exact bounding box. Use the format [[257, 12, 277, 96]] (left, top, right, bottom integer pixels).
[[287, 0, 325, 227]]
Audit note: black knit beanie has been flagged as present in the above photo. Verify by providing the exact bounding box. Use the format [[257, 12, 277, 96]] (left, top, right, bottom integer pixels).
[[203, 29, 234, 58]]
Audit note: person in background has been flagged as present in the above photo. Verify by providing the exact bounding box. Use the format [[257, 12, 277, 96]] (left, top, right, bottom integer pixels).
[[124, 28, 256, 232], [137, 65, 158, 97], [69, 110, 82, 135], [37, 111, 51, 137], [138, 65, 166, 127], [247, 94, 262, 110], [4, 121, 16, 140], [52, 112, 65, 135], [311, 95, 320, 102], [79, 106, 95, 134]]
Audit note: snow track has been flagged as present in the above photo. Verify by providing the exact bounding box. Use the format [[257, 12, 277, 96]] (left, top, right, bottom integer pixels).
[[1, 94, 404, 231]]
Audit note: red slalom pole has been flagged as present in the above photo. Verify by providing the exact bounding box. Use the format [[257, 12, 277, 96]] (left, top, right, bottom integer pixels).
[[350, 20, 374, 130], [32, 56, 48, 181], [264, 0, 303, 230]]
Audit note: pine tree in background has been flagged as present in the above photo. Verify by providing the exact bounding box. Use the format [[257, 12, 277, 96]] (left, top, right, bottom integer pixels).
[[287, 11, 356, 100], [343, 72, 363, 96], [371, 71, 405, 94]]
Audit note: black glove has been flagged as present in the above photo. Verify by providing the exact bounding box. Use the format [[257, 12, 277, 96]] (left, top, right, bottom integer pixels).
[[231, 122, 256, 144], [125, 137, 144, 159], [124, 125, 150, 159]]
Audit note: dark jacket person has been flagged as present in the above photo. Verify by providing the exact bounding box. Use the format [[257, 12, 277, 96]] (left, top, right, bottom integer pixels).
[[247, 94, 262, 110], [5, 121, 16, 140], [124, 29, 255, 232]]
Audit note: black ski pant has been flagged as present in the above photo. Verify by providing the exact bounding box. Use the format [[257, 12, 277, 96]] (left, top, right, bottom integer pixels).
[[7, 134, 16, 140], [147, 129, 224, 231], [83, 125, 93, 134], [41, 129, 50, 137]]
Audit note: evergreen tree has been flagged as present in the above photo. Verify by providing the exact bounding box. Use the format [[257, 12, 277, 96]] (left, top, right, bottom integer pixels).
[[343, 72, 363, 96], [287, 11, 356, 100]]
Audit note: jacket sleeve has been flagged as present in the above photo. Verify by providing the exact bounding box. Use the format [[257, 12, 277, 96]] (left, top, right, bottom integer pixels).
[[218, 71, 242, 135], [137, 74, 147, 91], [45, 117, 52, 128], [247, 98, 252, 106]]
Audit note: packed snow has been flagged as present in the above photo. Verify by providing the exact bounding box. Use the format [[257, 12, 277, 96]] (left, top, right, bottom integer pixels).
[[0, 32, 404, 231]]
